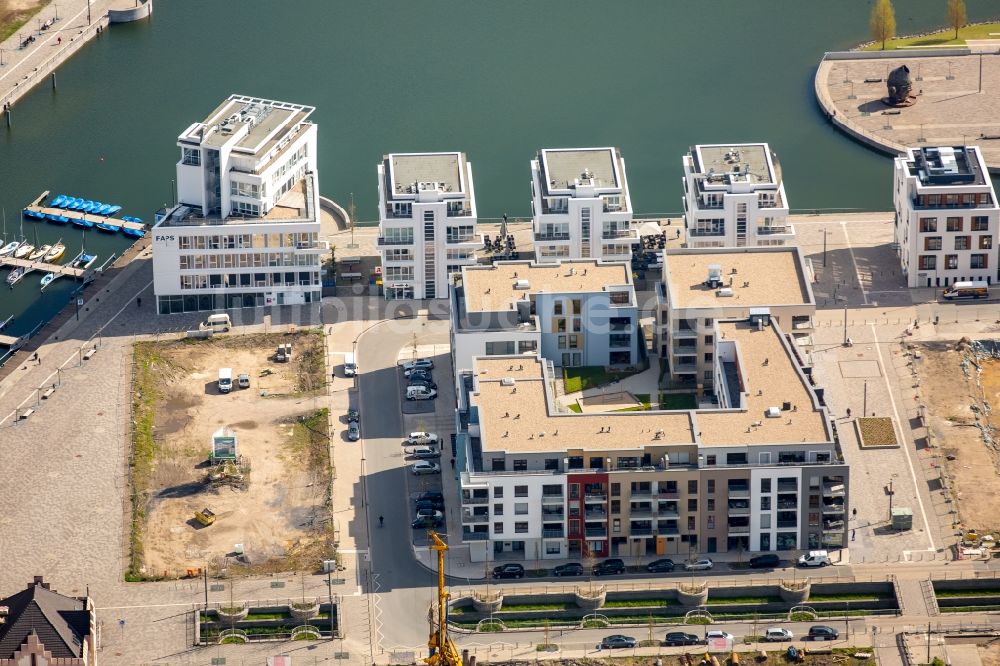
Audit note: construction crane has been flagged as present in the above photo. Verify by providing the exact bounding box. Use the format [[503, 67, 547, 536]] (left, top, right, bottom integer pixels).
[[425, 531, 462, 666]]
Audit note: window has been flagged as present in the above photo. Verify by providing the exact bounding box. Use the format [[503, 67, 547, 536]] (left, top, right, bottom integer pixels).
[[726, 452, 747, 465], [572, 299, 582, 314], [384, 266, 414, 281], [809, 512, 820, 527], [391, 202, 412, 218], [518, 340, 537, 353], [980, 235, 993, 249], [545, 543, 561, 555], [707, 515, 715, 529], [515, 522, 528, 534], [610, 291, 629, 305], [384, 227, 414, 244], [230, 180, 260, 199], [553, 301, 563, 315], [232, 201, 260, 217], [707, 498, 715, 511], [558, 335, 567, 350], [919, 218, 937, 233], [446, 225, 474, 242], [181, 147, 201, 166], [544, 458, 559, 470], [568, 335, 579, 349], [491, 458, 505, 471], [706, 455, 716, 466], [760, 478, 772, 493], [973, 216, 990, 231], [514, 485, 528, 497], [589, 456, 604, 469], [555, 318, 567, 333], [611, 500, 621, 514], [924, 236, 942, 251], [423, 210, 435, 222], [703, 318, 713, 327], [945, 254, 958, 270], [971, 254, 988, 269], [493, 522, 503, 534], [704, 353, 713, 362], [955, 236, 971, 251], [568, 457, 583, 471], [611, 483, 621, 496], [384, 248, 413, 261], [687, 516, 696, 531], [704, 335, 714, 345], [760, 514, 771, 528], [947, 217, 963, 232], [514, 503, 528, 515], [513, 459, 527, 471], [485, 341, 515, 355], [493, 503, 504, 516], [688, 480, 698, 494], [918, 255, 937, 270], [688, 498, 698, 511], [493, 487, 504, 498], [707, 479, 715, 494]]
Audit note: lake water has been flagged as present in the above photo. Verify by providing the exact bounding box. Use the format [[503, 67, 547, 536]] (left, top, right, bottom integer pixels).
[[0, 0, 997, 339]]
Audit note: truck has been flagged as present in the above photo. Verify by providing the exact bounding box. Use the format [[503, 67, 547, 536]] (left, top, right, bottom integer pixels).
[[199, 313, 232, 332], [942, 280, 988, 300], [218, 368, 233, 393]]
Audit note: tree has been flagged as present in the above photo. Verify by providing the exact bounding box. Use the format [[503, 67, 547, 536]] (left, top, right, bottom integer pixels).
[[947, 0, 967, 40], [870, 0, 897, 50]]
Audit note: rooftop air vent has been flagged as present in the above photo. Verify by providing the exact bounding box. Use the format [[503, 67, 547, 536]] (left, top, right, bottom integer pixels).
[[717, 287, 734, 297], [705, 263, 723, 288], [765, 407, 781, 418], [514, 279, 531, 290], [501, 377, 516, 386]]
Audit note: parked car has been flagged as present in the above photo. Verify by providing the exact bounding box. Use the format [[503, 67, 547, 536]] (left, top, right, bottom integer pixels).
[[646, 558, 676, 573], [663, 632, 702, 646], [598, 635, 636, 650], [705, 630, 734, 642], [552, 563, 584, 577], [415, 491, 444, 506], [749, 553, 780, 569], [408, 369, 433, 383], [347, 408, 360, 423], [411, 515, 442, 529], [405, 385, 437, 401], [406, 432, 441, 446], [237, 373, 250, 389], [410, 461, 441, 475], [763, 627, 794, 642], [415, 508, 443, 520], [414, 499, 442, 512], [593, 558, 626, 576], [683, 558, 714, 571], [407, 446, 441, 459], [807, 626, 839, 641], [408, 378, 438, 391], [798, 550, 832, 567], [347, 421, 360, 441], [403, 358, 434, 375], [492, 563, 524, 579]]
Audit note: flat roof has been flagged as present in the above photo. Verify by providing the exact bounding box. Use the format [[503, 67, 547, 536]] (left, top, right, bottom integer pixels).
[[692, 143, 775, 186], [385, 152, 467, 199], [184, 95, 314, 157], [907, 146, 987, 187], [470, 320, 829, 454], [664, 248, 811, 310], [156, 175, 315, 228], [461, 260, 631, 313], [539, 148, 621, 193], [695, 321, 829, 446]]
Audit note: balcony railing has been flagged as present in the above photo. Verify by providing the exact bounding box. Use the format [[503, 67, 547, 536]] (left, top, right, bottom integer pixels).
[[463, 514, 489, 524], [377, 237, 414, 246], [822, 503, 846, 515], [601, 229, 635, 239], [672, 363, 697, 374], [728, 525, 751, 535], [584, 494, 608, 503], [543, 528, 565, 538], [629, 509, 653, 519], [629, 490, 654, 499], [585, 509, 607, 519], [463, 496, 489, 505], [688, 228, 725, 237], [657, 508, 679, 518], [542, 511, 565, 520], [446, 236, 477, 245], [630, 527, 653, 536], [755, 225, 793, 236], [777, 482, 798, 492], [585, 527, 608, 537], [672, 328, 698, 338], [728, 506, 750, 516], [777, 501, 798, 510], [657, 527, 680, 536], [541, 494, 564, 503], [823, 483, 845, 496], [462, 531, 489, 541], [534, 233, 570, 241], [776, 521, 798, 529], [728, 488, 750, 498], [447, 207, 472, 217]]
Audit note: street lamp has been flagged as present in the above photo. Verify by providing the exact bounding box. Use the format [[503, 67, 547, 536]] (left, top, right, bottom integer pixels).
[[887, 479, 895, 523]]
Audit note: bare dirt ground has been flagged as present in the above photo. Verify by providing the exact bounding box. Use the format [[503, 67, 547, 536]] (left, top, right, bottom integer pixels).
[[137, 331, 333, 578], [916, 341, 1000, 532], [980, 638, 1000, 666], [0, 0, 46, 41]]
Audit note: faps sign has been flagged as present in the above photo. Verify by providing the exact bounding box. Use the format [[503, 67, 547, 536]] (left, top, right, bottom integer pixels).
[[154, 235, 175, 244]]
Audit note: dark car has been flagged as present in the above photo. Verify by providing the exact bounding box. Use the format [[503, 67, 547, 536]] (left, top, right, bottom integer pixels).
[[492, 563, 525, 579], [663, 632, 703, 646], [416, 491, 444, 506], [552, 562, 584, 577], [408, 369, 433, 383], [410, 515, 442, 529], [749, 553, 780, 569], [807, 625, 839, 641], [646, 558, 676, 573], [593, 558, 626, 576], [347, 408, 360, 423], [598, 635, 637, 650], [414, 499, 443, 512], [408, 378, 438, 391]]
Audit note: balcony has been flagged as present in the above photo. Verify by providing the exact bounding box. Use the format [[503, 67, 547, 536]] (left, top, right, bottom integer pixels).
[[585, 509, 607, 519], [463, 496, 489, 505], [542, 509, 565, 520], [792, 317, 814, 331], [585, 527, 608, 538], [672, 328, 698, 339], [755, 224, 794, 236], [447, 207, 472, 217], [728, 506, 750, 516], [541, 494, 564, 504], [462, 531, 489, 541], [584, 494, 608, 503], [630, 526, 653, 536], [657, 527, 680, 536], [728, 487, 750, 499], [629, 509, 653, 519], [543, 528, 565, 538], [728, 524, 751, 535], [446, 236, 478, 245], [601, 229, 636, 240], [688, 228, 725, 237], [657, 507, 679, 518], [658, 491, 680, 499], [823, 483, 846, 497], [777, 481, 798, 493], [463, 514, 489, 524], [823, 520, 845, 532], [776, 521, 798, 529], [777, 501, 798, 510], [822, 503, 846, 515], [377, 236, 414, 246], [672, 362, 697, 374], [534, 232, 570, 241], [629, 489, 654, 499]]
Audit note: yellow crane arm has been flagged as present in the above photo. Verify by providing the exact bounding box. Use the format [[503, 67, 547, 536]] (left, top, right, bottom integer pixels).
[[424, 531, 463, 666]]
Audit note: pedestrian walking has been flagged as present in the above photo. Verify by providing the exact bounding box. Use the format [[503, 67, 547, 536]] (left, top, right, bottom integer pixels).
[[450, 458, 455, 469], [136, 296, 142, 308], [36, 354, 41, 365], [851, 529, 856, 541], [852, 507, 857, 519], [846, 407, 852, 418]]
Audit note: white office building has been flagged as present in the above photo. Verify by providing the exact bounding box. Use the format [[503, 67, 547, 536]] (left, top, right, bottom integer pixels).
[[530, 147, 639, 263], [681, 143, 793, 248], [377, 152, 480, 300], [893, 146, 1000, 288], [152, 95, 324, 314]]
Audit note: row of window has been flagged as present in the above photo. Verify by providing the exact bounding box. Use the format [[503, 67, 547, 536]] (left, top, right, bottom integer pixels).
[[923, 235, 991, 251], [178, 253, 320, 270], [447, 225, 475, 243], [602, 243, 633, 256], [177, 232, 317, 250], [484, 340, 537, 355], [384, 266, 414, 281], [270, 145, 307, 185], [918, 254, 989, 270], [915, 193, 992, 208], [230, 180, 263, 199], [918, 215, 991, 232], [178, 272, 319, 290]]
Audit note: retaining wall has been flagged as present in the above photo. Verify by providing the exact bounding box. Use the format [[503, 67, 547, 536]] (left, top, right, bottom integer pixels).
[[108, 0, 153, 23]]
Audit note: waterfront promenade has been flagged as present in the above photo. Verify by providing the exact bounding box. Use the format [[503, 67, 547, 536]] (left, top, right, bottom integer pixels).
[[815, 49, 1000, 171], [0, 0, 121, 110]]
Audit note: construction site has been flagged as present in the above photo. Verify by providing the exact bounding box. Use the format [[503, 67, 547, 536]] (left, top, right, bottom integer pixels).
[[916, 338, 1000, 545], [128, 329, 334, 579]]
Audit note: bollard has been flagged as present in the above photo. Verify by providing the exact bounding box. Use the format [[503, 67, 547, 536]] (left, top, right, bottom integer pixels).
[[51, 72, 56, 89], [5, 109, 10, 128]]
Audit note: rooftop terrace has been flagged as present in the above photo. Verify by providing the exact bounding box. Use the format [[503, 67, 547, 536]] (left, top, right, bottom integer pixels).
[[907, 146, 987, 187], [180, 95, 314, 157], [460, 260, 631, 313], [664, 248, 812, 310], [692, 143, 776, 186], [385, 152, 467, 199], [155, 175, 315, 228], [539, 148, 622, 193]]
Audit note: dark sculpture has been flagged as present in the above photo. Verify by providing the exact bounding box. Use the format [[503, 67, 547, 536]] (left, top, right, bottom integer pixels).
[[885, 65, 915, 107]]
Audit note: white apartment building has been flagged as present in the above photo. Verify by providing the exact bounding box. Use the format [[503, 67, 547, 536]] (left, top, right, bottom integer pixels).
[[530, 148, 639, 263], [893, 146, 1000, 288], [377, 152, 480, 300], [450, 260, 640, 392], [656, 247, 815, 393], [152, 95, 324, 314], [682, 143, 793, 248]]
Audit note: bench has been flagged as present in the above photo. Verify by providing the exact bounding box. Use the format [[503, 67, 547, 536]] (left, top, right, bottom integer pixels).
[[41, 388, 55, 400], [18, 408, 34, 420], [83, 348, 97, 360]]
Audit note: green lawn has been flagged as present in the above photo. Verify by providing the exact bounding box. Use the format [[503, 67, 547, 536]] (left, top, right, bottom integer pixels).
[[660, 393, 698, 410], [563, 366, 638, 393], [567, 403, 582, 413], [935, 588, 1000, 598], [861, 22, 1000, 50]]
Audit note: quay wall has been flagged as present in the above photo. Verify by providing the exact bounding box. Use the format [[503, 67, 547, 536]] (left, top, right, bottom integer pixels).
[[108, 0, 153, 23]]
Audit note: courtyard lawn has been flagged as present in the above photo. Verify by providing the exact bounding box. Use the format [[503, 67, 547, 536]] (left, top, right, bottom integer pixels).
[[562, 366, 638, 394], [861, 22, 1000, 50]]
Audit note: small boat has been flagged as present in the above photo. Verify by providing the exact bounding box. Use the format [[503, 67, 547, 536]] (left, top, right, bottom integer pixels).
[[44, 242, 65, 262], [50, 195, 68, 208], [105, 205, 122, 216], [66, 199, 83, 210], [72, 253, 97, 269], [122, 215, 144, 223], [22, 209, 41, 220], [6, 266, 26, 287], [71, 217, 95, 229], [0, 241, 19, 256], [40, 273, 55, 287], [28, 245, 50, 261], [79, 201, 95, 213], [45, 213, 70, 224], [122, 226, 146, 238], [95, 204, 113, 216], [95, 222, 118, 232], [90, 202, 104, 213], [13, 243, 35, 259]]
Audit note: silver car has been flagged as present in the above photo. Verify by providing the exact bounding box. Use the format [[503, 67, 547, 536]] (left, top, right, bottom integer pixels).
[[410, 461, 441, 475], [347, 421, 360, 441], [408, 446, 440, 459], [683, 558, 714, 571]]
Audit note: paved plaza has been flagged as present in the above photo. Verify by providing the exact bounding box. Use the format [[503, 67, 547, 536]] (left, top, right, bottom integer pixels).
[[817, 52, 1000, 169]]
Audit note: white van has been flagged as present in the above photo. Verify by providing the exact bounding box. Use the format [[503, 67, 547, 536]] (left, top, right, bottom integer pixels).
[[343, 352, 358, 377], [218, 368, 233, 393], [405, 385, 437, 401], [797, 550, 831, 567], [200, 313, 232, 332]]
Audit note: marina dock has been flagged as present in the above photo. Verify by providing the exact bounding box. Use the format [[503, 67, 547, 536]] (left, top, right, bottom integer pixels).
[[0, 255, 89, 279], [23, 204, 146, 232]]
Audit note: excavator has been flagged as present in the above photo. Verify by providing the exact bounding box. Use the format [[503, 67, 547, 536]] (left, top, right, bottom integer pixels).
[[425, 531, 462, 666]]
